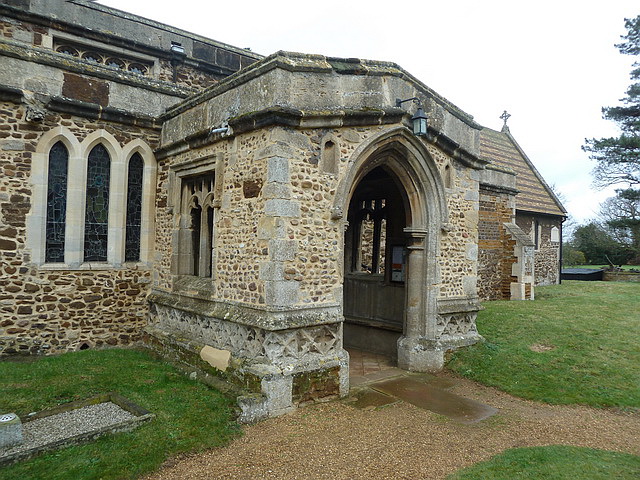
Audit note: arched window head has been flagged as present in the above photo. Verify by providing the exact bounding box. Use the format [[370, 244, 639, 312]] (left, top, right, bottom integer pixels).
[[45, 142, 69, 263], [84, 144, 110, 262], [125, 153, 144, 262]]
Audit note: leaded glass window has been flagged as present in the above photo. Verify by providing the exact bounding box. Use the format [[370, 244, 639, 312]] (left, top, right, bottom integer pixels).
[[125, 153, 143, 262], [45, 142, 68, 263], [84, 144, 110, 262]]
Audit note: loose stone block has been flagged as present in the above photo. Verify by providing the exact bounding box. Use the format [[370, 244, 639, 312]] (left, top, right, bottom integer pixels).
[[199, 345, 231, 372], [0, 413, 23, 449]]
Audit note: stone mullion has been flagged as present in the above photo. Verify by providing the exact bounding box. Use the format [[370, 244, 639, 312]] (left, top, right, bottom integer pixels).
[[65, 150, 86, 267], [107, 149, 126, 266], [198, 204, 211, 277]]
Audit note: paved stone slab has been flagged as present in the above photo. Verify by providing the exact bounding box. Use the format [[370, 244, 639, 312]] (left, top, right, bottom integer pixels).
[[371, 377, 498, 424], [406, 373, 458, 391], [349, 368, 405, 387], [350, 390, 398, 410]]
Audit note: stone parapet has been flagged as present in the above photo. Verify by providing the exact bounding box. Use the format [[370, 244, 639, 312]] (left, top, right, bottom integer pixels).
[[161, 52, 484, 160]]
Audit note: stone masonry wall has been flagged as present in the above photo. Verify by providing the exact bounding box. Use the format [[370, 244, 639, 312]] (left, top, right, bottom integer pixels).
[[477, 186, 517, 300], [156, 131, 268, 304], [156, 124, 480, 309], [427, 145, 479, 299], [516, 214, 561, 286], [0, 99, 160, 355]]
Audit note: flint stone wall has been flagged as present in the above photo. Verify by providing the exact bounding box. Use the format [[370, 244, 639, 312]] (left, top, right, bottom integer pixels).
[[154, 122, 483, 310]]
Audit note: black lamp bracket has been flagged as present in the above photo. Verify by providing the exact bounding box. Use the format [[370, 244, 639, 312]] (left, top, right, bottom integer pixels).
[[396, 97, 422, 108]]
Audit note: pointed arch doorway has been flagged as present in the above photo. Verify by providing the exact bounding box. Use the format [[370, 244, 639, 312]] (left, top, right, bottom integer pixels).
[[343, 166, 408, 359], [336, 127, 451, 372]]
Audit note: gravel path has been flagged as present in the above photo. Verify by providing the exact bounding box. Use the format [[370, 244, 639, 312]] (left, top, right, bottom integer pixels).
[[0, 402, 135, 459], [146, 373, 640, 480]]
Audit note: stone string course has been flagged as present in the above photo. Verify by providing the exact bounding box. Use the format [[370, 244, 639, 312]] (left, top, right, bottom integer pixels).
[[0, 16, 231, 94], [0, 101, 159, 355]]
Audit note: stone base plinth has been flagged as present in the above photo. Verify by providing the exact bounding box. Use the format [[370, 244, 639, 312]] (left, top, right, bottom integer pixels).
[[397, 333, 483, 372], [143, 323, 349, 423]]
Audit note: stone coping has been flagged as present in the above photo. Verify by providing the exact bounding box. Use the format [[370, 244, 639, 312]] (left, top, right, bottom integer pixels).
[[0, 393, 154, 466], [161, 51, 481, 129]]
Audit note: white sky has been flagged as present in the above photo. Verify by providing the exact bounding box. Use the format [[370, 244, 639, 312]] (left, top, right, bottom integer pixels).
[[98, 0, 639, 225]]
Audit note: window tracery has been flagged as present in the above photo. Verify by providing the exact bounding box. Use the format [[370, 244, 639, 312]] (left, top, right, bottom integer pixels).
[[54, 42, 151, 76], [180, 174, 216, 277], [31, 130, 156, 268], [352, 198, 387, 274]]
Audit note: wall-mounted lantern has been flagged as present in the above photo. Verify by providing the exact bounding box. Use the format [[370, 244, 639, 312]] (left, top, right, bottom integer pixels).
[[396, 97, 428, 136]]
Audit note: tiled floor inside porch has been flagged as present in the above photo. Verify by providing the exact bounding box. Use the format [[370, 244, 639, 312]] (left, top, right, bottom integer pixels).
[[346, 348, 404, 386]]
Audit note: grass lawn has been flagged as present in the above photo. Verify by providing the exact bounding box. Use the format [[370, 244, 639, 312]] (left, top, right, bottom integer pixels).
[[447, 280, 640, 408], [0, 348, 239, 480], [447, 446, 640, 480]]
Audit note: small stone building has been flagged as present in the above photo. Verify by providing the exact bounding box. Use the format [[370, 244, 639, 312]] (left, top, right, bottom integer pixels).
[[0, 0, 565, 420]]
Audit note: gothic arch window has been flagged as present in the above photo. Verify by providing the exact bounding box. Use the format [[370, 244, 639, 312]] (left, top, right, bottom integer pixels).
[[125, 153, 144, 262], [30, 129, 156, 268], [353, 198, 387, 274], [84, 144, 111, 262], [179, 174, 216, 277], [45, 142, 69, 263]]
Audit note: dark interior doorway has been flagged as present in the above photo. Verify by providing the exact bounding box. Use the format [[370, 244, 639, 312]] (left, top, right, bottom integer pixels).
[[343, 166, 409, 358]]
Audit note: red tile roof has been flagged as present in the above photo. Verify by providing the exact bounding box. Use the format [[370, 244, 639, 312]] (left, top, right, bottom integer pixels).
[[479, 127, 567, 217]]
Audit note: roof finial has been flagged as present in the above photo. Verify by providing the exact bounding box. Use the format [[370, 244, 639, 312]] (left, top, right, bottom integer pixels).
[[500, 110, 511, 132]]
